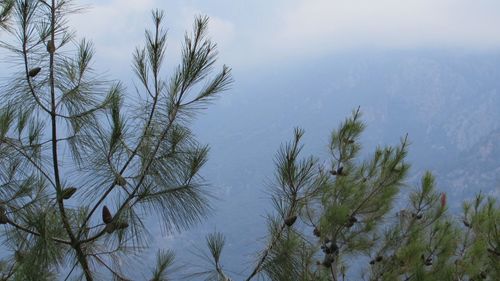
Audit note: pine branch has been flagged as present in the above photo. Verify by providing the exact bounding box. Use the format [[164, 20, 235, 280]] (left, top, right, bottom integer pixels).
[[77, 13, 167, 235], [149, 249, 177, 281], [19, 1, 51, 115], [205, 232, 231, 281], [246, 201, 293, 277], [82, 112, 177, 244], [1, 4, 232, 279], [1, 138, 55, 188], [62, 261, 78, 281], [92, 254, 131, 281], [38, 1, 93, 279], [6, 217, 71, 245]]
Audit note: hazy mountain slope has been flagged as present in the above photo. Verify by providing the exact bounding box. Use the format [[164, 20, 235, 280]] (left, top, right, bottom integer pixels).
[[146, 50, 500, 277]]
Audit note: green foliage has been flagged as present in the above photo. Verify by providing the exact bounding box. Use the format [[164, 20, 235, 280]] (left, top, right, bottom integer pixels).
[[150, 250, 177, 281], [203, 110, 500, 281], [0, 1, 498, 281], [0, 1, 231, 280], [0, 0, 14, 30]]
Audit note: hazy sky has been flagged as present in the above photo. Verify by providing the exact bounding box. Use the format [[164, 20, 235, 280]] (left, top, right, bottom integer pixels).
[[1, 1, 500, 77], [68, 0, 500, 72]]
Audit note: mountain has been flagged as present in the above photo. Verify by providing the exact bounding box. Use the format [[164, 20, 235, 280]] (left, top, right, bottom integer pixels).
[[141, 50, 500, 278]]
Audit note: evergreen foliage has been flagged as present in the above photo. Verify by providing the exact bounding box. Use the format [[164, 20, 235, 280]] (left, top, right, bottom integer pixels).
[[0, 1, 231, 280], [205, 109, 500, 281], [0, 0, 14, 30], [0, 1, 499, 281]]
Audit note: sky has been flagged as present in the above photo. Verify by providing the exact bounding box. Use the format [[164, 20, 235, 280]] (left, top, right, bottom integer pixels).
[[66, 0, 500, 74], [1, 1, 499, 276]]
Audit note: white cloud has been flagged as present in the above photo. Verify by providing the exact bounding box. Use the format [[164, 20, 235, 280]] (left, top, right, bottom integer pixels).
[[68, 1, 236, 76], [69, 0, 156, 72], [207, 17, 236, 50], [4, 0, 499, 72], [164, 4, 236, 66], [258, 0, 500, 61]]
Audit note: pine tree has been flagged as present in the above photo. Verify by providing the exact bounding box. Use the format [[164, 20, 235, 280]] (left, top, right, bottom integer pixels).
[[1, 2, 499, 281], [204, 108, 500, 281], [0, 1, 231, 280]]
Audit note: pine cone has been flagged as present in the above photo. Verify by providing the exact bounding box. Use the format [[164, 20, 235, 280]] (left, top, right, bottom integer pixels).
[[412, 213, 423, 219], [284, 215, 297, 227], [422, 255, 432, 266], [440, 193, 447, 208], [0, 206, 7, 224], [28, 67, 41, 77], [324, 242, 338, 255], [47, 40, 55, 53], [313, 227, 321, 237], [337, 166, 344, 175], [463, 219, 471, 228], [61, 187, 77, 200], [345, 216, 357, 228], [114, 175, 127, 187], [102, 205, 113, 224]]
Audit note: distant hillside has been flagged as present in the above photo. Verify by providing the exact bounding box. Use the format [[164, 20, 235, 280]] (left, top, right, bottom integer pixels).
[[443, 128, 500, 201], [142, 50, 500, 278]]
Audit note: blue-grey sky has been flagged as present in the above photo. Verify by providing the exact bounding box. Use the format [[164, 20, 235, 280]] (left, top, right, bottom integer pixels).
[[69, 0, 500, 73]]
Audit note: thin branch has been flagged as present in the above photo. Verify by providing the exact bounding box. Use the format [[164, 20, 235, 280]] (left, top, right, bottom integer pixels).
[[245, 195, 298, 281], [6, 218, 72, 244], [63, 261, 79, 281], [215, 260, 232, 281], [34, 135, 76, 147], [245, 222, 286, 281], [92, 254, 131, 281], [1, 138, 56, 188], [79, 20, 198, 237], [81, 117, 176, 244], [37, 0, 51, 8], [21, 10, 51, 115], [78, 59, 163, 236], [44, 1, 93, 279]]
